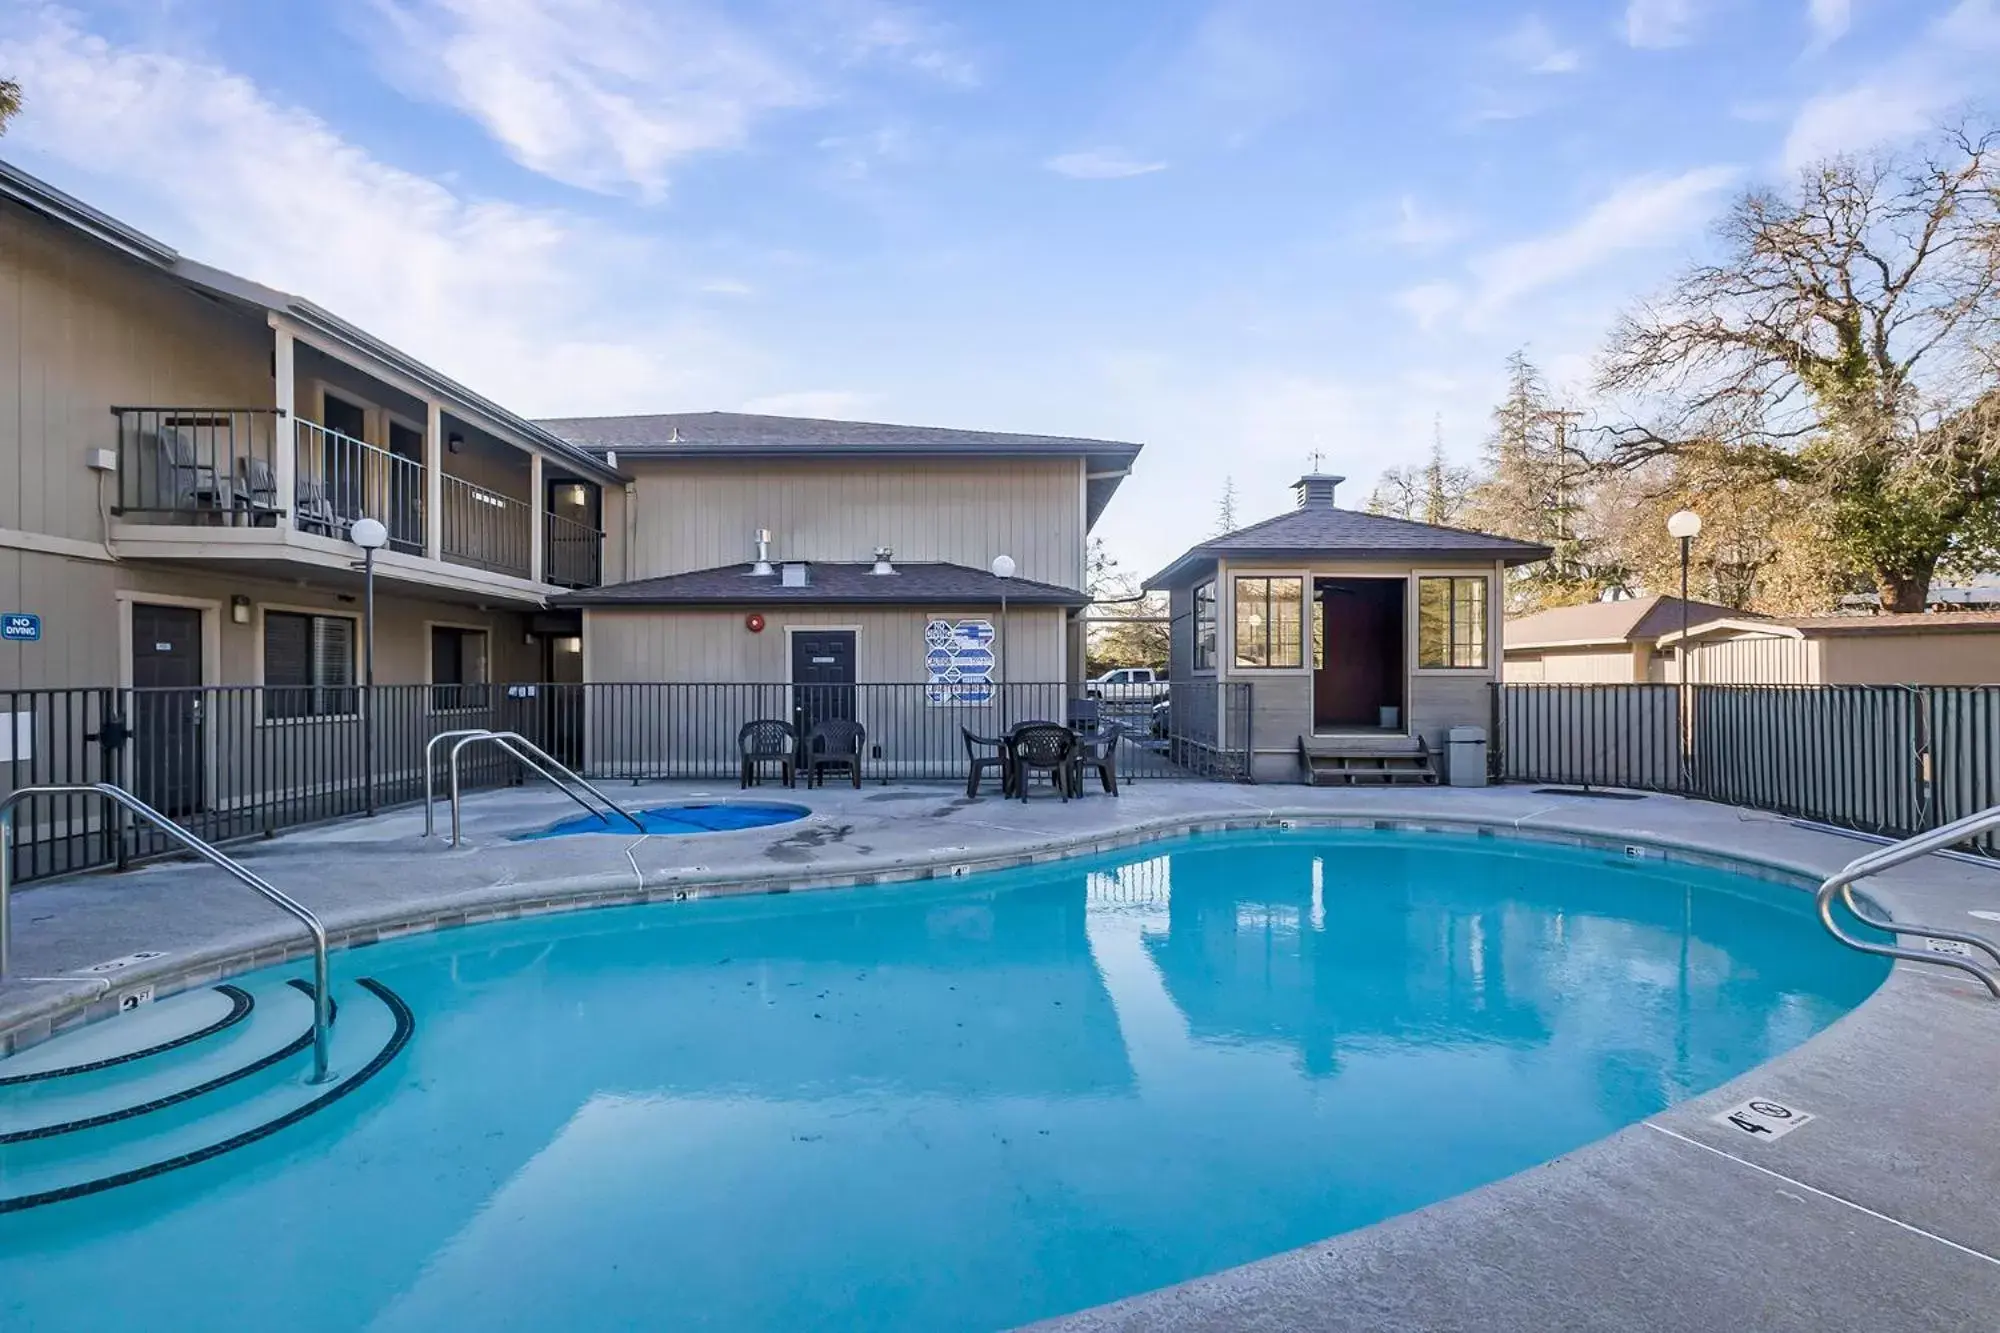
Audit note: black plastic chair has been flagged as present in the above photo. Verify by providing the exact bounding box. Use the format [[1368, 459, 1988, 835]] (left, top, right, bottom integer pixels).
[[1070, 722, 1124, 797], [1009, 722, 1075, 802], [1066, 697, 1101, 734], [962, 726, 1011, 798], [738, 719, 798, 789], [805, 718, 866, 789]]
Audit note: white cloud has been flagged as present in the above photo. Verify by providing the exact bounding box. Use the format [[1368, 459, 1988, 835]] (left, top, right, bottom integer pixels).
[[1388, 195, 1470, 248], [0, 6, 758, 414], [1395, 282, 1461, 331], [1806, 0, 1852, 49], [835, 2, 978, 86], [1500, 15, 1581, 73], [1625, 0, 1701, 48], [1044, 150, 1168, 180], [1464, 167, 1736, 321], [1782, 0, 2000, 170], [370, 0, 817, 199]]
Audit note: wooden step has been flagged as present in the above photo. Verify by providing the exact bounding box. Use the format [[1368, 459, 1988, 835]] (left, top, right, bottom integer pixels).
[[1297, 735, 1438, 786]]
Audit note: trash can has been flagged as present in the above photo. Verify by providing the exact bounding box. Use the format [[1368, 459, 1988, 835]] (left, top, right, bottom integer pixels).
[[1447, 726, 1488, 788]]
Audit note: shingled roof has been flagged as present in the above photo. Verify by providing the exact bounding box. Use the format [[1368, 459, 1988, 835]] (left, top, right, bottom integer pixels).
[[558, 561, 1089, 608], [536, 411, 1143, 527], [1146, 476, 1551, 589], [1506, 595, 1752, 649]]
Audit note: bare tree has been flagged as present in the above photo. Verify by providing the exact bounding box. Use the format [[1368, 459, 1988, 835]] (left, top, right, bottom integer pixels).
[[1598, 127, 2000, 610], [1214, 476, 1239, 535], [1368, 418, 1473, 525], [0, 80, 18, 133]]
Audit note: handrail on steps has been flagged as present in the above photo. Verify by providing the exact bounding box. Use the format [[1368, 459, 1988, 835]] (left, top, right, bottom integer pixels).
[[0, 783, 333, 1082], [435, 731, 643, 848], [1817, 803, 2000, 998]]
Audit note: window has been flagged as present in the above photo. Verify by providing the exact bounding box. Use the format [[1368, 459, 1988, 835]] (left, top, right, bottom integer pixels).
[[1232, 576, 1304, 669], [1193, 581, 1217, 672], [1417, 576, 1489, 669], [431, 626, 490, 710], [263, 611, 356, 718]]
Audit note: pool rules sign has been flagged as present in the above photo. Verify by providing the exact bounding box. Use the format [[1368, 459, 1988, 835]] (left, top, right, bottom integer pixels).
[[925, 619, 996, 706]]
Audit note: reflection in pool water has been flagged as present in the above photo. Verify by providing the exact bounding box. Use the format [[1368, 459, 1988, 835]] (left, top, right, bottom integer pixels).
[[0, 830, 1885, 1331]]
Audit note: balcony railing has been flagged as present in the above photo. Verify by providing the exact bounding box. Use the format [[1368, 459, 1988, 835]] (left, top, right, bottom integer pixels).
[[442, 474, 532, 579], [111, 407, 286, 522], [544, 511, 604, 589], [292, 419, 425, 553]]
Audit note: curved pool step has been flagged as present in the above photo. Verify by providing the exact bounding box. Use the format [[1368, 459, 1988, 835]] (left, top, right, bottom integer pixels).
[[0, 978, 412, 1213], [0, 981, 318, 1141], [0, 984, 252, 1086]]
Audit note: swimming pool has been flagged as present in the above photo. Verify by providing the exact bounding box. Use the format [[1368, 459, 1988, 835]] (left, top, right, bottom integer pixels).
[[0, 828, 1886, 1331], [515, 800, 810, 839]]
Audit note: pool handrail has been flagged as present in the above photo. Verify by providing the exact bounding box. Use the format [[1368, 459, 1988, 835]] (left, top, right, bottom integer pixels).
[[424, 729, 499, 838], [1816, 802, 2000, 998], [445, 731, 645, 848], [0, 783, 334, 1082]]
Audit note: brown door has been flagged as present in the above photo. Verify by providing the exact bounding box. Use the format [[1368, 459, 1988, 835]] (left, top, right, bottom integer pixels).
[[1314, 580, 1405, 730], [130, 603, 204, 815]]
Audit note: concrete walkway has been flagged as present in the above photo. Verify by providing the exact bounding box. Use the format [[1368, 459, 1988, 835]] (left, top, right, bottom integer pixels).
[[4, 778, 1998, 1330]]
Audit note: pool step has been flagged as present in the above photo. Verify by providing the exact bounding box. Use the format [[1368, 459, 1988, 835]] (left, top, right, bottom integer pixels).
[[0, 984, 252, 1086], [0, 978, 412, 1213], [0, 981, 318, 1141]]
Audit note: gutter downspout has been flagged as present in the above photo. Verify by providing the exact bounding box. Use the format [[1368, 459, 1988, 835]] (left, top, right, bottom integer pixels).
[[623, 481, 638, 583]]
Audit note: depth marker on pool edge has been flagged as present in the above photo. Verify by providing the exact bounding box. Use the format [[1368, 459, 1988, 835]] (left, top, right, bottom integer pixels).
[[1644, 1123, 2000, 1267]]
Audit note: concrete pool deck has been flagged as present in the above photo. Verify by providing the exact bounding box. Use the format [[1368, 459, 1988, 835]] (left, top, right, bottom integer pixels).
[[3, 778, 1997, 1330]]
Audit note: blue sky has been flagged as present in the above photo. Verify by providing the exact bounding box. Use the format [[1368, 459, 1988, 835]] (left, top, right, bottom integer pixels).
[[2, 0, 1994, 575]]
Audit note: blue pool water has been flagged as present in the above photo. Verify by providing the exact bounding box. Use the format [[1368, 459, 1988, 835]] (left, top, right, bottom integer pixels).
[[0, 829, 1885, 1331], [516, 801, 810, 838]]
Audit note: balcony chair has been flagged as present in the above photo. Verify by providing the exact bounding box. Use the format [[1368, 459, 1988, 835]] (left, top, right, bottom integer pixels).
[[962, 726, 1012, 799], [738, 719, 799, 789], [145, 429, 226, 512], [294, 478, 343, 537], [1009, 722, 1076, 803], [232, 456, 283, 525], [805, 718, 867, 789]]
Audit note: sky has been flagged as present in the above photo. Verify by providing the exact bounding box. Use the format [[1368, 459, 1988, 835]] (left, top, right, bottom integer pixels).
[[1, 0, 1994, 577]]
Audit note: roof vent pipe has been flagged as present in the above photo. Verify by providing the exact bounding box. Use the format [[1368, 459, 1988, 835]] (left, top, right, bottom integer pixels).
[[1294, 474, 1344, 509], [750, 528, 775, 576], [871, 546, 896, 575]]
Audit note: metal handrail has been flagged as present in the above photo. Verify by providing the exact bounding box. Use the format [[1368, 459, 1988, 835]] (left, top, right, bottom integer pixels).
[[444, 731, 643, 847], [1817, 803, 2000, 998], [0, 784, 334, 1082], [423, 729, 498, 838]]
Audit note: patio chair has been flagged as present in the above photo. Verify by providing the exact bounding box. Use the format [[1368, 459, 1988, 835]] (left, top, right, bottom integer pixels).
[[146, 428, 225, 512], [805, 717, 866, 789], [738, 719, 798, 789], [1009, 722, 1075, 803], [1066, 697, 1101, 734], [1070, 721, 1124, 797], [962, 726, 1011, 799], [233, 456, 283, 525], [294, 477, 343, 537]]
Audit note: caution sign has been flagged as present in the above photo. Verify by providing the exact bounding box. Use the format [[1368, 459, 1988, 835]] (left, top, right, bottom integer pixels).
[[1712, 1097, 1813, 1141]]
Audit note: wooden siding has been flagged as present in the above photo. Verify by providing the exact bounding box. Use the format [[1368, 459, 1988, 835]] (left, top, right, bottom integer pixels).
[[0, 546, 537, 691], [1504, 645, 1642, 683], [0, 197, 270, 547], [1689, 633, 1815, 685], [624, 457, 1085, 589], [1820, 633, 2000, 686]]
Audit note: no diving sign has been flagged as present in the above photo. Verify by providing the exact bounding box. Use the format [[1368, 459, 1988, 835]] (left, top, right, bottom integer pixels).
[[1712, 1097, 1813, 1142]]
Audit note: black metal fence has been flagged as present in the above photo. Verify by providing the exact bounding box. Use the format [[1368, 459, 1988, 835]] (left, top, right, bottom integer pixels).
[[1, 680, 1252, 884], [1493, 683, 2000, 852]]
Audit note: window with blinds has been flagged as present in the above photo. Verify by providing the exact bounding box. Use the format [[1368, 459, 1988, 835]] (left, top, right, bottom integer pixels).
[[264, 611, 357, 718]]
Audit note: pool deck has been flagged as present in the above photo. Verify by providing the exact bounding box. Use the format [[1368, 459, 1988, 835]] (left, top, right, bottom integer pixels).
[[3, 778, 1998, 1331]]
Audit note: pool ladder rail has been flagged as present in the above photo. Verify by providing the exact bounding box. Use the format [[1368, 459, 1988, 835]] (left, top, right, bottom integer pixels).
[[1817, 801, 2000, 997], [423, 729, 645, 848], [0, 782, 336, 1083]]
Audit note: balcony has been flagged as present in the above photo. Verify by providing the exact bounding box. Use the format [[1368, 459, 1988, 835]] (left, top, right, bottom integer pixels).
[[109, 406, 602, 594]]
